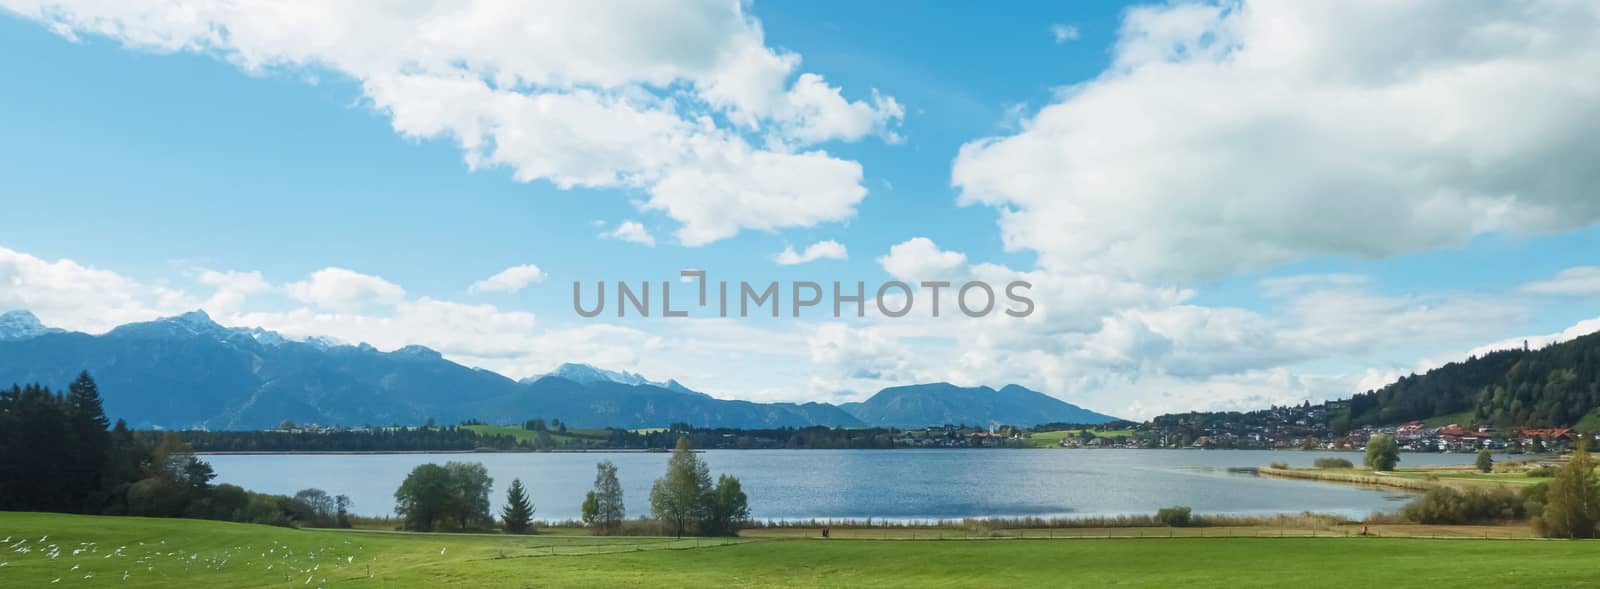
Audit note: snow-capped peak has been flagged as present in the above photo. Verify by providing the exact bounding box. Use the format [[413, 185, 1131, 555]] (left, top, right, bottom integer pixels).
[[0, 310, 64, 341]]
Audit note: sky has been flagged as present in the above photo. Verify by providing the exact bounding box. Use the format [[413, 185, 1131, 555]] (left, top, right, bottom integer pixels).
[[2, 0, 1599, 419]]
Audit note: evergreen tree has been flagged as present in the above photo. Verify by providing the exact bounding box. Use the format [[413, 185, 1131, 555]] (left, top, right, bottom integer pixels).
[[501, 478, 535, 534], [66, 371, 109, 430], [1536, 442, 1600, 538], [1476, 449, 1494, 473], [650, 437, 711, 538]]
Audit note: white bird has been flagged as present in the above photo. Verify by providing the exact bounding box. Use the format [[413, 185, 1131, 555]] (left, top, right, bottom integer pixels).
[[439, 548, 446, 556], [123, 570, 129, 581]]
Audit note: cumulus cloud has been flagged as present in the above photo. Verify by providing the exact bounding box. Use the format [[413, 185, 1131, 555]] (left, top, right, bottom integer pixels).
[[774, 240, 848, 265], [601, 221, 656, 247], [285, 267, 405, 311], [469, 264, 545, 294], [954, 0, 1600, 280], [0, 245, 178, 332], [1050, 24, 1080, 43], [877, 237, 967, 281], [1522, 266, 1600, 296], [4, 0, 902, 244], [197, 269, 272, 313]]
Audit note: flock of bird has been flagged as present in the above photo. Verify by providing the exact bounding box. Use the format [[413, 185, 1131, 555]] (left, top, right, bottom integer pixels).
[[2, 533, 375, 587]]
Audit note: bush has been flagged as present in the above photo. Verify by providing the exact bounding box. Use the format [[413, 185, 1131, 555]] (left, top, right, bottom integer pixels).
[[1526, 466, 1559, 478], [1314, 458, 1354, 469], [1268, 462, 1290, 470], [1401, 486, 1526, 524], [1155, 506, 1193, 527], [1534, 444, 1600, 538]]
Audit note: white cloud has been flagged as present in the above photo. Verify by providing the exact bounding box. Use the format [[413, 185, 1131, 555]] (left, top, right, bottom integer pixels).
[[285, 267, 405, 311], [877, 237, 967, 281], [1522, 266, 1600, 296], [0, 245, 178, 332], [773, 74, 905, 145], [469, 264, 545, 294], [774, 240, 848, 265], [602, 221, 656, 247], [954, 1, 1600, 280], [197, 269, 272, 313], [645, 143, 866, 246], [3, 0, 903, 244], [1050, 23, 1080, 43]]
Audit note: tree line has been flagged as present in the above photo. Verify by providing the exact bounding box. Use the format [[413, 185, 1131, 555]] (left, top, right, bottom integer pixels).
[[394, 437, 748, 537], [176, 427, 519, 452], [0, 373, 349, 528]]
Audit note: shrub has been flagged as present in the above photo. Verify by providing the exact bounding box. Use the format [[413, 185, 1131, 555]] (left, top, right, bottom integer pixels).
[[1155, 506, 1193, 527], [1526, 466, 1559, 478], [1268, 462, 1290, 470], [1534, 444, 1600, 538], [1401, 486, 1526, 524], [1314, 458, 1354, 469]]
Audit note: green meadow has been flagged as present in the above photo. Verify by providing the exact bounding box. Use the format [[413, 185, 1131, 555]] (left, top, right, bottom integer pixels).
[[5, 512, 1599, 588], [1028, 429, 1134, 448]]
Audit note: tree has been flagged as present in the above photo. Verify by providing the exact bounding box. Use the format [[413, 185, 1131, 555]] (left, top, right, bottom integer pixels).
[[1365, 433, 1400, 471], [501, 478, 535, 534], [651, 437, 711, 538], [1476, 449, 1494, 473], [1536, 442, 1600, 538], [702, 474, 750, 536], [445, 462, 494, 530], [587, 460, 625, 535], [581, 492, 599, 527], [396, 464, 449, 531], [65, 372, 111, 511]]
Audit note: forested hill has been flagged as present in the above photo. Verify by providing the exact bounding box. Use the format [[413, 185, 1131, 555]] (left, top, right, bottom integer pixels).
[[1337, 330, 1600, 431]]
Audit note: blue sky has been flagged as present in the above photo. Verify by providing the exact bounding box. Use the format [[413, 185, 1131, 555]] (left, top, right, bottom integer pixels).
[[2, 1, 1598, 418]]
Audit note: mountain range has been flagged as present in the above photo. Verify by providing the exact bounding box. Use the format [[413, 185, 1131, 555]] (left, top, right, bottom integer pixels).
[[0, 310, 1118, 430]]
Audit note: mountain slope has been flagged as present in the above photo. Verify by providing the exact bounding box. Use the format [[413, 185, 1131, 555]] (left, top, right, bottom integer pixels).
[[840, 383, 1119, 428], [0, 310, 64, 341], [0, 310, 1116, 431], [0, 311, 862, 429]]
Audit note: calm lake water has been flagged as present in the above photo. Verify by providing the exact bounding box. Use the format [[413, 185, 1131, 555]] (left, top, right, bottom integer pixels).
[[206, 449, 1478, 521]]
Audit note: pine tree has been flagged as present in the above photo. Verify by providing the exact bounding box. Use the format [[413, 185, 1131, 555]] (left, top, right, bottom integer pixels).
[[66, 371, 109, 430], [65, 371, 111, 512], [501, 478, 535, 534]]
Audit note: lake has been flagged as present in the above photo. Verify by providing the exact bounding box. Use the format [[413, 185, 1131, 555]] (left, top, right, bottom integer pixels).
[[206, 449, 1478, 522]]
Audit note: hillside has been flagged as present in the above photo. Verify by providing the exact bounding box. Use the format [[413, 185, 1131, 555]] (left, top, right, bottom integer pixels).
[[1335, 331, 1600, 431]]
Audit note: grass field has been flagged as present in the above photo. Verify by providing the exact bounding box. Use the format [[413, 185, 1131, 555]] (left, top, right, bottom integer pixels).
[[1029, 429, 1133, 448], [460, 424, 612, 448], [5, 513, 1596, 588]]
